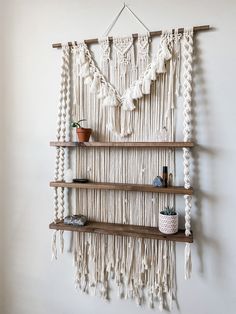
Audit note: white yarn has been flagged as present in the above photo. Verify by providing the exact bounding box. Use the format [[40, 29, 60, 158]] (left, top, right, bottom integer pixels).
[[184, 195, 192, 278], [90, 73, 101, 94], [52, 45, 71, 258], [65, 168, 73, 182], [51, 230, 58, 260], [53, 46, 68, 225], [74, 32, 180, 138], [141, 76, 151, 94], [183, 29, 193, 142], [58, 46, 71, 254], [137, 34, 150, 73], [182, 28, 194, 279], [121, 89, 135, 111], [99, 37, 110, 77], [52, 29, 197, 307], [184, 242, 192, 280], [131, 81, 143, 99]]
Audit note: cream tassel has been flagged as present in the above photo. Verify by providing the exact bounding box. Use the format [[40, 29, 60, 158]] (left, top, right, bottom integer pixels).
[[102, 91, 119, 107], [80, 62, 90, 78], [51, 230, 58, 261], [131, 81, 143, 99], [84, 75, 93, 85], [142, 76, 151, 94], [90, 73, 101, 94], [60, 230, 65, 254], [184, 243, 192, 280], [150, 63, 157, 80], [121, 89, 135, 111], [156, 57, 166, 74], [97, 85, 108, 99]]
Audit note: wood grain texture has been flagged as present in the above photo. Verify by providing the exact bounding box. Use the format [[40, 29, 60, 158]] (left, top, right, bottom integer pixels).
[[49, 221, 193, 243], [50, 141, 194, 148], [50, 181, 193, 195]]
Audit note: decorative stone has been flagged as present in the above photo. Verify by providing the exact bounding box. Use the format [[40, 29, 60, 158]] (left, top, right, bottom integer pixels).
[[152, 176, 164, 187], [64, 214, 88, 226], [73, 178, 89, 183]]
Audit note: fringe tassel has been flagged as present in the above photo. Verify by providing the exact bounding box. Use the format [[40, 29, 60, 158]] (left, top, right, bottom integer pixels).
[[84, 75, 93, 85], [51, 230, 58, 261], [60, 230, 64, 254], [131, 81, 143, 99], [102, 92, 119, 107], [184, 243, 192, 280], [90, 73, 101, 94], [77, 49, 86, 65], [80, 62, 90, 78], [121, 89, 135, 111], [98, 85, 108, 99], [142, 77, 151, 94]]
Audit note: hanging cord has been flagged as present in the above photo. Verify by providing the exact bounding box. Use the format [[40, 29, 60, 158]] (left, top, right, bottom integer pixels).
[[103, 3, 150, 37], [182, 28, 194, 280]]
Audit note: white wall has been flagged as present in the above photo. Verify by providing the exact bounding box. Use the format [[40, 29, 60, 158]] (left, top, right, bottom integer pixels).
[[1, 0, 236, 313]]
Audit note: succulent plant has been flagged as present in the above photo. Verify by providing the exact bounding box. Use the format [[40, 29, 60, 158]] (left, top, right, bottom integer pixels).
[[71, 119, 87, 128], [160, 206, 176, 215]]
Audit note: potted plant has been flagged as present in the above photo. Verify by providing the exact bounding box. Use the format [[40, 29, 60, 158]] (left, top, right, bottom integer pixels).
[[159, 206, 178, 234], [71, 119, 92, 142]]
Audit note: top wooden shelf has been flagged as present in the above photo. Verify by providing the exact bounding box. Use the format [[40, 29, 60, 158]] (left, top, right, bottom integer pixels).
[[50, 141, 194, 148]]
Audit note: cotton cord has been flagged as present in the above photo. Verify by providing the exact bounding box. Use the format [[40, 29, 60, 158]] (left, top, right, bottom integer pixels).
[[182, 28, 194, 279], [52, 28, 195, 308], [52, 45, 71, 258], [103, 3, 150, 37]]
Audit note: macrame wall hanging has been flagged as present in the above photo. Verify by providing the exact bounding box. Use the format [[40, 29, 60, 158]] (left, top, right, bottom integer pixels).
[[49, 3, 210, 311]]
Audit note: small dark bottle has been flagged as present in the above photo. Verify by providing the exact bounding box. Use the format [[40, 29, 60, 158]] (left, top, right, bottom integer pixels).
[[162, 166, 168, 187]]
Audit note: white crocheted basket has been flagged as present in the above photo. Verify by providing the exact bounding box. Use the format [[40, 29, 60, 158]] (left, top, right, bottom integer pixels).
[[159, 213, 178, 234]]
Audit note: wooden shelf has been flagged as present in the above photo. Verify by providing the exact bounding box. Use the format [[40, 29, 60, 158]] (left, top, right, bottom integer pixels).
[[49, 221, 193, 243], [50, 141, 194, 148], [50, 181, 193, 195]]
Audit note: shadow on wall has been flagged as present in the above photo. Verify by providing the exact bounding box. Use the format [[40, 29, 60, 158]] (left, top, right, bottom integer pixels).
[[192, 33, 221, 276]]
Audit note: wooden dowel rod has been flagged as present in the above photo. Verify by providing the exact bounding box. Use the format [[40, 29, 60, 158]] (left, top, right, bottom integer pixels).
[[52, 24, 210, 48]]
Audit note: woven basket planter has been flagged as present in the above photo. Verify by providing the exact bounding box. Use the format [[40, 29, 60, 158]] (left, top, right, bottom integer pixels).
[[159, 213, 178, 234]]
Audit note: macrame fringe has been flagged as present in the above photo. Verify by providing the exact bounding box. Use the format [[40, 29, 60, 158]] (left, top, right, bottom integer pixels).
[[184, 243, 192, 280], [72, 31, 182, 137], [51, 28, 195, 309], [51, 230, 58, 261], [72, 234, 176, 309], [60, 230, 65, 254]]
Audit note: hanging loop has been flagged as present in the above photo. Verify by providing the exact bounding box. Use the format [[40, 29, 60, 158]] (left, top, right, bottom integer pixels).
[[103, 3, 150, 37]]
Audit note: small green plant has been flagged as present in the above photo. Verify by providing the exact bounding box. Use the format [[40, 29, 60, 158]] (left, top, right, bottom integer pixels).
[[160, 206, 176, 215], [71, 119, 87, 128]]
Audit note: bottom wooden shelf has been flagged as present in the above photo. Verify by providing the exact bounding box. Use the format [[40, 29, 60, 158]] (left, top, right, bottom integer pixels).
[[49, 221, 193, 243]]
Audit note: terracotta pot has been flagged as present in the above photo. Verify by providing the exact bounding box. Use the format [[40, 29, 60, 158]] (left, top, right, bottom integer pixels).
[[76, 128, 92, 142], [159, 213, 178, 234]]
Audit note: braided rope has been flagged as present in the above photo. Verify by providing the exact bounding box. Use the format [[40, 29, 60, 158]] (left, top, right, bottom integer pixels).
[[182, 28, 194, 279], [184, 195, 192, 236], [65, 46, 71, 142], [52, 45, 70, 259], [61, 45, 70, 142], [60, 46, 71, 253], [183, 29, 193, 142], [53, 46, 68, 224]]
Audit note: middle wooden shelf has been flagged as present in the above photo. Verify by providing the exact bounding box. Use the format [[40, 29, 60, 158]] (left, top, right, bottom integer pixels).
[[50, 181, 193, 195]]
